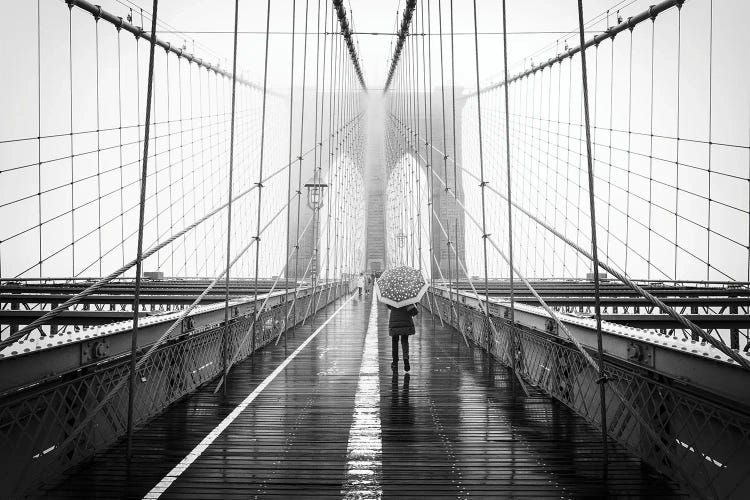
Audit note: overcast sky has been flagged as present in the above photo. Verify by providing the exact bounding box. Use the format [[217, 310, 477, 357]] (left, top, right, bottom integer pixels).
[[35, 0, 724, 91], [1, 0, 748, 281]]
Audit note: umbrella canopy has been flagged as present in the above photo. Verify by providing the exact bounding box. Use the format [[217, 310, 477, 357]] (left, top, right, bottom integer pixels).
[[375, 265, 429, 308]]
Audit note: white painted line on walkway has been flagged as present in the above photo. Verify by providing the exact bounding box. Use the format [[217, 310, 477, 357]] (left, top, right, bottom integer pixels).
[[342, 298, 383, 498], [144, 294, 356, 499]]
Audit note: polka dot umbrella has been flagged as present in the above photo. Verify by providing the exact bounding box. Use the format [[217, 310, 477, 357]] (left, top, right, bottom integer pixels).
[[375, 265, 429, 308]]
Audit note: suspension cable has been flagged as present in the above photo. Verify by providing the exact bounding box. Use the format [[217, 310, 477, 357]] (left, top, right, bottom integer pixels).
[[576, 0, 609, 462], [384, 0, 417, 92], [249, 0, 273, 364], [282, 0, 298, 351], [332, 0, 367, 90], [220, 0, 241, 393], [470, 0, 491, 319], [392, 114, 750, 371], [500, 0, 520, 376], [126, 0, 160, 459]]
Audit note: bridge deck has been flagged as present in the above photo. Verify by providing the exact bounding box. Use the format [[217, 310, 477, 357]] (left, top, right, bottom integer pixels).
[[44, 295, 682, 498]]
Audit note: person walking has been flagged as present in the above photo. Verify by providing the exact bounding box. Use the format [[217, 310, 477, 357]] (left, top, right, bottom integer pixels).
[[387, 304, 419, 372], [356, 273, 365, 297]]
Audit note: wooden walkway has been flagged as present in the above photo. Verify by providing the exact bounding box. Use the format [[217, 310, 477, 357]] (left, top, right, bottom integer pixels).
[[43, 294, 683, 498]]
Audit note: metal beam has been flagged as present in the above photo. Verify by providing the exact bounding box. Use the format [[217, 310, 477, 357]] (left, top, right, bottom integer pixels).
[[599, 314, 750, 330], [0, 310, 147, 326], [0, 285, 330, 395]]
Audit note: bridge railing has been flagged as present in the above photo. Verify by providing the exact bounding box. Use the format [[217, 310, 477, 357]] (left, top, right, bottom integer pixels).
[[424, 287, 750, 500], [0, 282, 347, 498]]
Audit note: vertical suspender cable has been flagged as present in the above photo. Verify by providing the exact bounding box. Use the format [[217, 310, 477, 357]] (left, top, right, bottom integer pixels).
[[341, 34, 349, 285], [607, 36, 614, 273], [251, 0, 272, 361], [712, 0, 714, 281], [126, 0, 160, 460], [294, 0, 311, 333], [330, 36, 342, 300], [437, 0, 453, 324], [117, 24, 125, 268], [426, 1, 440, 320], [153, 54, 160, 274], [332, 32, 344, 299], [576, 0, 609, 461], [449, 0, 460, 326], [328, 33, 341, 303], [176, 56, 187, 275], [37, 0, 42, 276], [470, 0, 491, 318], [426, 0, 439, 322], [675, 4, 681, 280], [221, 0, 241, 392], [406, 55, 411, 265], [95, 15, 102, 276], [198, 63, 207, 274], [68, 3, 75, 276], [406, 34, 414, 266], [624, 31, 632, 274], [308, 0, 322, 319], [420, 0, 434, 314], [414, 10, 423, 275], [318, 6, 337, 312], [165, 45, 174, 276], [283, 0, 298, 350], [501, 0, 517, 373], [310, 0, 329, 318], [412, 31, 420, 269], [647, 17, 655, 280]]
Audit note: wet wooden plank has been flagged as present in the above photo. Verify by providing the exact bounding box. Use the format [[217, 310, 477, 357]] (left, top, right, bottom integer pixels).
[[42, 296, 684, 498]]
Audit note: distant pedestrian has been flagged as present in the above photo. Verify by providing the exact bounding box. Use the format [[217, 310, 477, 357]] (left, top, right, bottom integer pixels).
[[357, 273, 365, 297], [387, 304, 419, 372]]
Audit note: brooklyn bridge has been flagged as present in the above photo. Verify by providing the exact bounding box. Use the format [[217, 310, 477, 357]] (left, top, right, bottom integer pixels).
[[0, 0, 748, 497]]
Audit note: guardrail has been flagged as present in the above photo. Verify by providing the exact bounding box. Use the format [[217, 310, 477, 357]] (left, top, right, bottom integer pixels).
[[0, 282, 347, 498], [426, 287, 750, 500]]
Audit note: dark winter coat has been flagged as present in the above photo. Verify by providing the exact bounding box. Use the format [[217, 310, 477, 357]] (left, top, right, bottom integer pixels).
[[387, 304, 419, 337]]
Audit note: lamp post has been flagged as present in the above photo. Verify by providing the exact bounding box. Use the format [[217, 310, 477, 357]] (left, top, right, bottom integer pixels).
[[304, 182, 328, 278], [396, 230, 407, 266], [305, 182, 328, 210]]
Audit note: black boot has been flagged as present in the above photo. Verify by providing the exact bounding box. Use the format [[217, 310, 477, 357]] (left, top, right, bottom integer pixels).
[[391, 336, 400, 372], [401, 336, 410, 372]]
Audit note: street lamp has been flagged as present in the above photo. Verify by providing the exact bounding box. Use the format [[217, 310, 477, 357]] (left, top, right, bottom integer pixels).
[[396, 231, 407, 265], [304, 182, 328, 210], [396, 231, 407, 248], [304, 182, 328, 280]]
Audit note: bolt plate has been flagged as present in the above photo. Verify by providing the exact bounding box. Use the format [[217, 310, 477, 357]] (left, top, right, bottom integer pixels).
[[626, 340, 654, 367], [80, 338, 110, 364]]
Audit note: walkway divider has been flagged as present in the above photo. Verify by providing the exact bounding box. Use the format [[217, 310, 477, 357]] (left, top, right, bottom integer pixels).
[[342, 298, 383, 497], [144, 294, 355, 499]]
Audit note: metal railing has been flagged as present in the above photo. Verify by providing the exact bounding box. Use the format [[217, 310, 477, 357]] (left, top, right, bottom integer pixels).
[[0, 283, 347, 498], [425, 289, 750, 499]]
